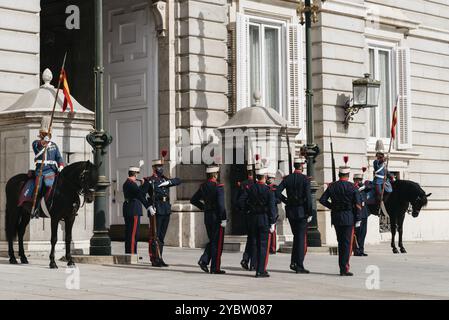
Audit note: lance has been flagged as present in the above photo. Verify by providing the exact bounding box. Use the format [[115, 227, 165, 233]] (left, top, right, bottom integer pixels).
[[330, 130, 336, 182], [285, 125, 293, 175], [378, 96, 399, 217], [31, 52, 68, 217]]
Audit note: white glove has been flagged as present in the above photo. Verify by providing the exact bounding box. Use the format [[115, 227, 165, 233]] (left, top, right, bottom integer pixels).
[[44, 136, 51, 142], [307, 216, 313, 223], [269, 224, 275, 233], [58, 166, 64, 173], [148, 206, 156, 216], [221, 220, 227, 228], [355, 221, 361, 228], [158, 181, 170, 187]]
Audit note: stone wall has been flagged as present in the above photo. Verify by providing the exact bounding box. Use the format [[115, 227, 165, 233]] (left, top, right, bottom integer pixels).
[[0, 0, 40, 109]]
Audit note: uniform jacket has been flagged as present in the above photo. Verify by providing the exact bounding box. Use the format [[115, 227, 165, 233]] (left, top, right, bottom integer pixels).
[[123, 178, 150, 217], [373, 159, 392, 187], [238, 181, 277, 227], [275, 170, 312, 220], [355, 181, 371, 219], [319, 178, 362, 226], [32, 140, 64, 173], [235, 178, 254, 213], [146, 174, 181, 216], [268, 182, 281, 220], [190, 178, 227, 225]]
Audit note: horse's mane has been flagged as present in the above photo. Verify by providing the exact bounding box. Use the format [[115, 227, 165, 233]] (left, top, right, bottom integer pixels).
[[393, 179, 427, 204]]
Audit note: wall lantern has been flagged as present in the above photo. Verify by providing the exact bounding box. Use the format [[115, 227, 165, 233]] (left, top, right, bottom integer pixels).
[[343, 73, 381, 128]]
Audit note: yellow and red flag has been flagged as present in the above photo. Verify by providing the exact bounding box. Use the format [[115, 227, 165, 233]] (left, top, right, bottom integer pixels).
[[390, 98, 399, 139], [60, 69, 73, 113]]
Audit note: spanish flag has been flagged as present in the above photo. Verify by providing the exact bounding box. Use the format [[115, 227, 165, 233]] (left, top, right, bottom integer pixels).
[[60, 69, 73, 113], [391, 104, 398, 140]]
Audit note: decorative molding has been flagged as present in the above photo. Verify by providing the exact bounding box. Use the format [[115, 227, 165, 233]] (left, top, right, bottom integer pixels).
[[320, 0, 367, 19], [408, 25, 449, 43], [366, 3, 421, 32], [152, 0, 167, 37]]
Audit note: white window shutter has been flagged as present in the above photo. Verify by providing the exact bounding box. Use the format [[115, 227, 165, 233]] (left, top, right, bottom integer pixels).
[[236, 13, 249, 110], [287, 23, 305, 138], [395, 47, 412, 149]]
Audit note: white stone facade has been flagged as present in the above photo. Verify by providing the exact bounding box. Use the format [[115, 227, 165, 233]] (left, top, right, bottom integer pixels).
[[1, 0, 449, 249]]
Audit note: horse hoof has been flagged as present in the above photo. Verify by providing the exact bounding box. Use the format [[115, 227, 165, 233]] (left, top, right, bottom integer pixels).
[[392, 248, 399, 254], [9, 257, 18, 264], [20, 256, 29, 264], [400, 248, 407, 253], [49, 262, 58, 269]]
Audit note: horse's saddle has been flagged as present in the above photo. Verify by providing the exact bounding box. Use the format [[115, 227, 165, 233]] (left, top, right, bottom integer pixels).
[[18, 170, 55, 217]]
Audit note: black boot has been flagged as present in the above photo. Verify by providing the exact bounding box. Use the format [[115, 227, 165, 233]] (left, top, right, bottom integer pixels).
[[240, 259, 249, 270], [198, 261, 209, 273]]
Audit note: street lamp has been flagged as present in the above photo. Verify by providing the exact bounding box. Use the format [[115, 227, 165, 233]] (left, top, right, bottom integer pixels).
[[86, 0, 113, 256], [297, 0, 326, 247], [343, 73, 381, 128]]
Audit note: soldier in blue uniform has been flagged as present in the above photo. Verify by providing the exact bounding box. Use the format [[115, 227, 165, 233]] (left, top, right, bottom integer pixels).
[[319, 165, 362, 276], [238, 167, 277, 278], [145, 159, 181, 266], [123, 165, 151, 254], [353, 173, 371, 256], [266, 172, 280, 254], [237, 164, 257, 271], [276, 158, 312, 274], [373, 140, 392, 205], [190, 165, 227, 274], [27, 116, 65, 218]]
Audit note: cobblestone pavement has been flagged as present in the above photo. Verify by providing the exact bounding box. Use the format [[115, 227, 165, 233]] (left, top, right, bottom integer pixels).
[[0, 241, 448, 300]]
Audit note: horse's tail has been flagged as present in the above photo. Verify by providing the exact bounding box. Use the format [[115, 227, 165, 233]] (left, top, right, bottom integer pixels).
[[5, 174, 28, 241]]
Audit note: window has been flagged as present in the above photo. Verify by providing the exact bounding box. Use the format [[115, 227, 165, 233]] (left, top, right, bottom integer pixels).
[[249, 23, 282, 112], [366, 44, 412, 150], [236, 13, 305, 134], [368, 47, 395, 138]]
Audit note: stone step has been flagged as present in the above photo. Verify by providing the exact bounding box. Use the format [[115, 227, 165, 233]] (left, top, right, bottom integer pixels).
[[279, 242, 336, 254], [223, 235, 247, 252]]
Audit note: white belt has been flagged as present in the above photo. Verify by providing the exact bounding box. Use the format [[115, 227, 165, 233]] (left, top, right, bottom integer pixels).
[[375, 165, 384, 174], [34, 142, 52, 159], [35, 160, 58, 166], [375, 174, 384, 179]]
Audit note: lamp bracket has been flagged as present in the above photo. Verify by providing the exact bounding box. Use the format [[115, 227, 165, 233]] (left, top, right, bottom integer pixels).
[[342, 98, 363, 129]]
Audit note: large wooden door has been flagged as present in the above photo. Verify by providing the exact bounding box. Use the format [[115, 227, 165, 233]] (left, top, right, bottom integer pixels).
[[104, 0, 158, 227]]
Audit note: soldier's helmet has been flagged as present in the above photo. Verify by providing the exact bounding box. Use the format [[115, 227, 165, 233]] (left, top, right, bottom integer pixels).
[[206, 165, 220, 174], [375, 139, 385, 156], [39, 115, 52, 139]]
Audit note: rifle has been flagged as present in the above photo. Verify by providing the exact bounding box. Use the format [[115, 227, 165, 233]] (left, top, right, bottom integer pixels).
[[148, 179, 162, 264], [330, 130, 336, 182], [31, 52, 68, 217], [285, 125, 293, 175]]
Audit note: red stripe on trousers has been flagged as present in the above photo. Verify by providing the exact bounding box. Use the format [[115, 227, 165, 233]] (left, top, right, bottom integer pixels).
[[271, 228, 277, 252], [131, 216, 138, 255], [264, 233, 272, 272], [216, 226, 224, 272], [304, 228, 308, 255], [346, 227, 355, 272]]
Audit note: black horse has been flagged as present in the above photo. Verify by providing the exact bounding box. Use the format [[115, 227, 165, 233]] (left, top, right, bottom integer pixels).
[[5, 160, 98, 268], [368, 180, 431, 254]]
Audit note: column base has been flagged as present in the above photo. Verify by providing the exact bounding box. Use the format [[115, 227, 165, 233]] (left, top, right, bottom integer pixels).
[[89, 231, 111, 256]]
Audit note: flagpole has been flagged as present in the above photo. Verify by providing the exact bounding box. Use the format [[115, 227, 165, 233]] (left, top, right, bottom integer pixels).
[[378, 96, 399, 216], [30, 52, 68, 216]]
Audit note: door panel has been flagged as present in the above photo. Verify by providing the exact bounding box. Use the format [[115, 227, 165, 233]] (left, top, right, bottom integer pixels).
[[104, 0, 158, 227]]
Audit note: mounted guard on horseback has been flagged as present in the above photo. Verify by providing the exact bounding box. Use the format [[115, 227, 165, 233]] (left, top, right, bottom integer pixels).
[[20, 116, 65, 219]]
